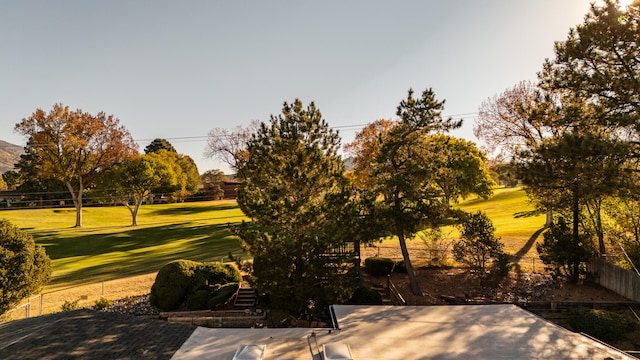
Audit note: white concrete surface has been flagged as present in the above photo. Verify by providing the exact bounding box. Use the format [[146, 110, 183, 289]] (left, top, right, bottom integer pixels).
[[171, 304, 634, 359]]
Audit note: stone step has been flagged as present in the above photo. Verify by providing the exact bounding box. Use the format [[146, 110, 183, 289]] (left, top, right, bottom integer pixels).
[[234, 287, 256, 308]]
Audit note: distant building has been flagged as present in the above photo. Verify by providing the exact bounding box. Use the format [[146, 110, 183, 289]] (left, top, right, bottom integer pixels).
[[219, 180, 241, 199]]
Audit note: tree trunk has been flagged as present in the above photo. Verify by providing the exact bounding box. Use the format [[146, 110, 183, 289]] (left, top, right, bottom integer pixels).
[[66, 178, 84, 228], [545, 204, 553, 227], [397, 230, 421, 295], [131, 200, 142, 226], [571, 183, 580, 282]]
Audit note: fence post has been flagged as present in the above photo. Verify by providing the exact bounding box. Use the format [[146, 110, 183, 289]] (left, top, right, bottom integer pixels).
[[102, 281, 105, 297], [39, 294, 43, 316], [386, 275, 391, 296], [26, 300, 30, 318]]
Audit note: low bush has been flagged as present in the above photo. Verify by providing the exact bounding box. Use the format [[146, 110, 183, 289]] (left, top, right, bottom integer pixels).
[[364, 257, 395, 277], [567, 307, 635, 342], [348, 286, 383, 305], [209, 282, 240, 309], [186, 289, 213, 311], [150, 260, 242, 311], [92, 297, 112, 310], [393, 260, 407, 273], [61, 299, 80, 312]]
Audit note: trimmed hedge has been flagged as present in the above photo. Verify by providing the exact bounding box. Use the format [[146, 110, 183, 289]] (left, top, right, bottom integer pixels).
[[150, 260, 242, 311], [364, 257, 395, 276], [348, 286, 383, 305]]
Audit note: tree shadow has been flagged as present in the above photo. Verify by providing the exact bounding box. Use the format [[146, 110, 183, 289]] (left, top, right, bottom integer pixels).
[[512, 227, 546, 274], [148, 203, 239, 215]]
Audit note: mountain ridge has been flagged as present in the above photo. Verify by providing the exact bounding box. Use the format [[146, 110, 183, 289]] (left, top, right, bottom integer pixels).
[[0, 140, 23, 174]]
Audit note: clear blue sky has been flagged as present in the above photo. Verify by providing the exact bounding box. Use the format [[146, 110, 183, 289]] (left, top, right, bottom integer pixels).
[[1, 0, 597, 173]]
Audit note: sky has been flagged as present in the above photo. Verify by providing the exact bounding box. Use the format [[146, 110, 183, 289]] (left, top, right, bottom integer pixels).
[[0, 0, 601, 174]]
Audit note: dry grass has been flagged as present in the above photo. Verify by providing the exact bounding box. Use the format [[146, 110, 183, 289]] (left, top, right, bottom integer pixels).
[[4, 273, 157, 322]]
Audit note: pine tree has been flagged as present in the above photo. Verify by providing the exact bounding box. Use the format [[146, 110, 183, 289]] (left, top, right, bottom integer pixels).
[[234, 99, 358, 316]]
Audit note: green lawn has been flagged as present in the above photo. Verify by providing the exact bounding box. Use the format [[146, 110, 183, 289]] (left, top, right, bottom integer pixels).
[[0, 200, 248, 291]]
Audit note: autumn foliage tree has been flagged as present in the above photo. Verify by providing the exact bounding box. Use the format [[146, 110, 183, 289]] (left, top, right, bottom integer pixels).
[[14, 104, 137, 227], [343, 119, 395, 189]]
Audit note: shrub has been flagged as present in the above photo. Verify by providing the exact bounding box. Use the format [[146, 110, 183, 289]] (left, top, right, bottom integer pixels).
[[393, 260, 407, 273], [186, 290, 212, 311], [150, 260, 197, 311], [537, 217, 594, 280], [209, 282, 240, 309], [348, 286, 383, 305], [150, 260, 242, 311], [364, 257, 395, 276], [567, 308, 635, 342], [453, 211, 505, 275], [61, 299, 80, 311], [92, 297, 112, 310], [0, 219, 52, 315]]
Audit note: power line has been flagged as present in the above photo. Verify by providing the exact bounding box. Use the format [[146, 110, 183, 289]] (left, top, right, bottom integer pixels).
[[0, 111, 480, 149]]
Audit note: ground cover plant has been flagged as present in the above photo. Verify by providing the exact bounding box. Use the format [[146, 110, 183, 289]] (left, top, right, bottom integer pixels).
[[0, 200, 247, 292]]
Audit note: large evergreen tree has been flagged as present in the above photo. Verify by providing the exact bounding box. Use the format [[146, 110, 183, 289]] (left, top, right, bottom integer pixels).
[[539, 0, 640, 131], [234, 99, 358, 316], [370, 88, 461, 295]]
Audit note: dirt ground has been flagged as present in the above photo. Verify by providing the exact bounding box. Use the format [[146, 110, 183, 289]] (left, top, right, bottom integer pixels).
[[373, 267, 631, 306]]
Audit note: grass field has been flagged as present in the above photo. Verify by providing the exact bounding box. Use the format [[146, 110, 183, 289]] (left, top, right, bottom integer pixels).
[[0, 200, 248, 292], [373, 187, 547, 269]]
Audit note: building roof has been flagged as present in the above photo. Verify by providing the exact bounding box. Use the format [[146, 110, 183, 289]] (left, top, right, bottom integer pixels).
[[0, 304, 633, 359], [172, 304, 634, 359]]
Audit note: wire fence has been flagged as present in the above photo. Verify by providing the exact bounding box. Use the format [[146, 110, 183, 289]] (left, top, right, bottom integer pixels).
[[4, 244, 547, 322], [361, 244, 545, 273], [2, 273, 157, 322]]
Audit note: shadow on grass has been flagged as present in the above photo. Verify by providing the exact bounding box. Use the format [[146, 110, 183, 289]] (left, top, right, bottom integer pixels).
[[148, 203, 239, 216], [512, 227, 546, 273], [39, 221, 246, 287]]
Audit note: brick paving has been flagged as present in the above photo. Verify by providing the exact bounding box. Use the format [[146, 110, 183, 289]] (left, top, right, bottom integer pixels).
[[0, 310, 196, 360]]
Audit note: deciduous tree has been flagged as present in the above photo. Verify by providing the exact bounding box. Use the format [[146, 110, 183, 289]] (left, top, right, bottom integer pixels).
[[343, 119, 395, 189], [14, 104, 137, 226], [427, 134, 494, 205], [91, 154, 160, 226], [205, 120, 259, 178]]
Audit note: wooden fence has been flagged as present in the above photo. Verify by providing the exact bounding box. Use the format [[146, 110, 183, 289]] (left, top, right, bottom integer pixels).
[[589, 257, 640, 302]]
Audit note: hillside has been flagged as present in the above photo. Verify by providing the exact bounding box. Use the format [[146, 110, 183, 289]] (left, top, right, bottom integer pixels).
[[0, 140, 22, 173]]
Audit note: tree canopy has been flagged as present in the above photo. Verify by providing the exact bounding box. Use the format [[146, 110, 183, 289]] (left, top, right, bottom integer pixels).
[[144, 138, 177, 154], [368, 88, 461, 295], [14, 104, 137, 227], [539, 0, 640, 131], [92, 155, 161, 226], [234, 99, 358, 316]]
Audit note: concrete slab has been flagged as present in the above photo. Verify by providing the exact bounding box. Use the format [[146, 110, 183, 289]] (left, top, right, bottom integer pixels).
[[171, 304, 634, 360]]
